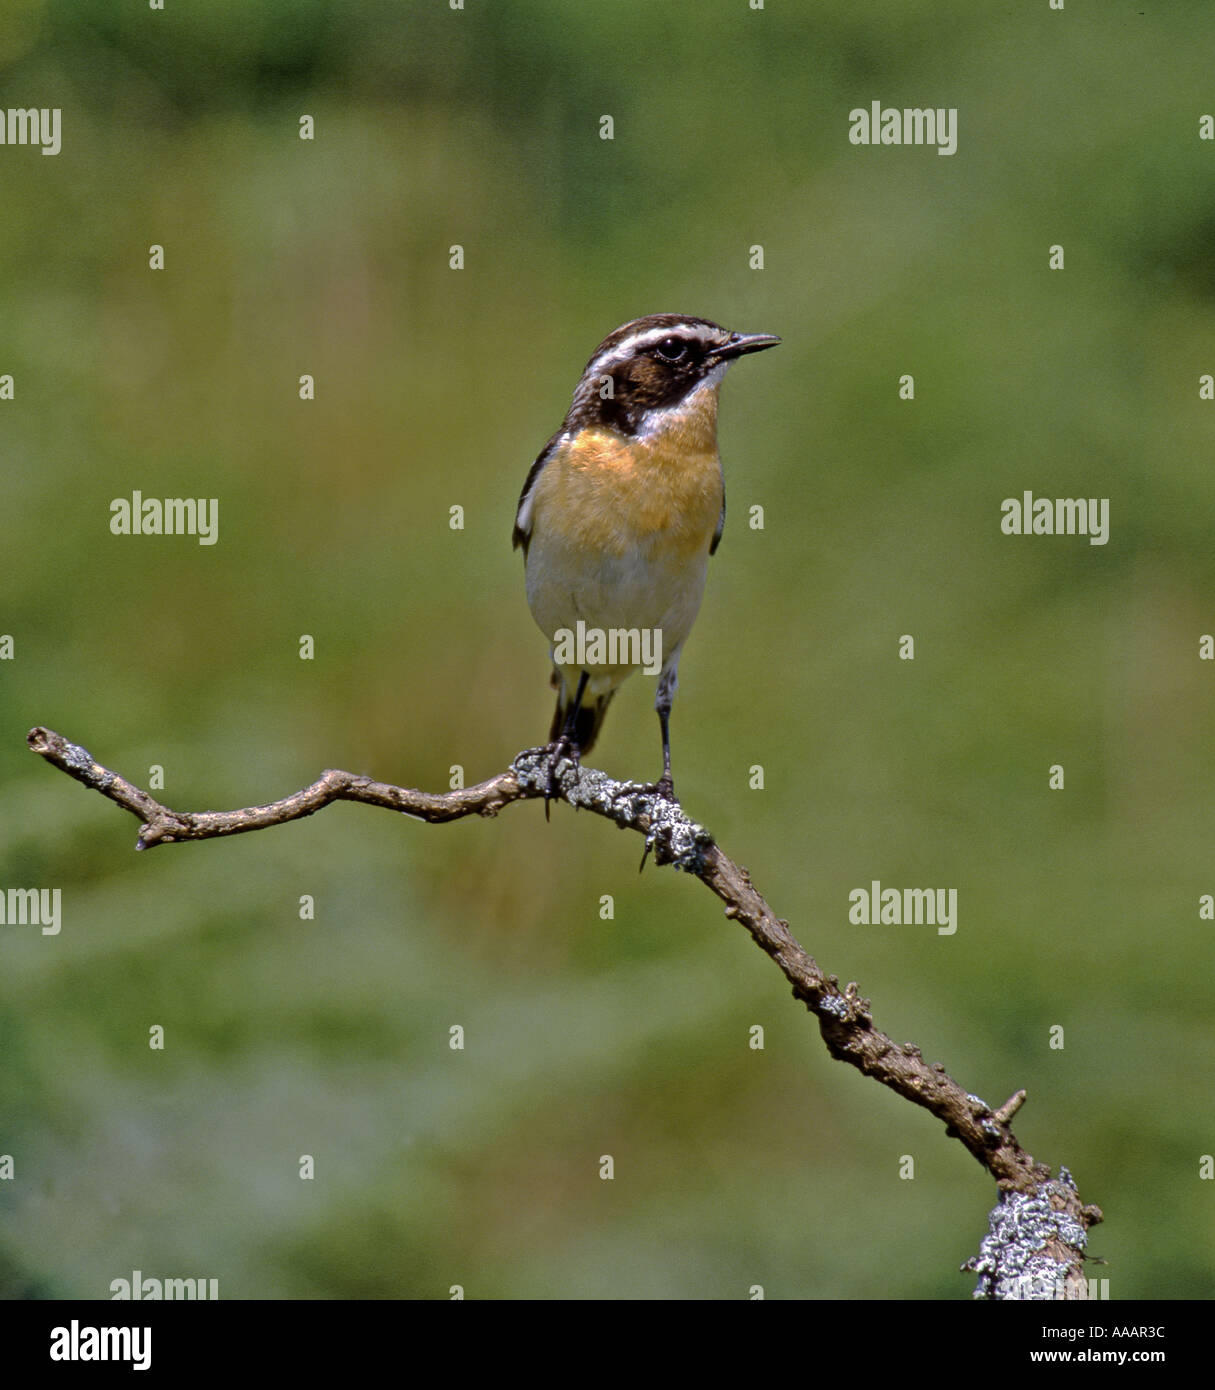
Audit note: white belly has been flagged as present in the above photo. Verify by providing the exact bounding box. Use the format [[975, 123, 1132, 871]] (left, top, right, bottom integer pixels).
[[525, 530, 708, 691]]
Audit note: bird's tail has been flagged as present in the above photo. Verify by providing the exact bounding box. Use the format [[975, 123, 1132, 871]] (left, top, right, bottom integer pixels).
[[550, 675, 615, 757]]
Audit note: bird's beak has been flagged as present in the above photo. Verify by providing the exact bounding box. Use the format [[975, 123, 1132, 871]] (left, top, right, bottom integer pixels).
[[710, 331, 781, 363]]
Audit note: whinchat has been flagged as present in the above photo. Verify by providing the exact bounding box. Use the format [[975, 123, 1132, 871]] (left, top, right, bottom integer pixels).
[[513, 313, 779, 801]]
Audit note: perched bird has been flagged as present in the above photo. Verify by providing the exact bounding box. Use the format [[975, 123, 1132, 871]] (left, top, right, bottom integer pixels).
[[513, 313, 779, 801]]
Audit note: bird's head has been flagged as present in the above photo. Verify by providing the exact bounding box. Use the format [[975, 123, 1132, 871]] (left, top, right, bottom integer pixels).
[[566, 314, 780, 437]]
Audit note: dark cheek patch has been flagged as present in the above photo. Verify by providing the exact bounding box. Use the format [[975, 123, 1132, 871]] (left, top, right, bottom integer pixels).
[[629, 359, 692, 413], [570, 348, 708, 435]]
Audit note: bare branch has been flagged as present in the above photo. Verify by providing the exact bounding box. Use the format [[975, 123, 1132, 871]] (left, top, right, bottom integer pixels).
[[26, 724, 1102, 1297]]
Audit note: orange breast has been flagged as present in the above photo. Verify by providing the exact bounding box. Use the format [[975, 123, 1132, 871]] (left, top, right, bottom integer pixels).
[[535, 387, 724, 561]]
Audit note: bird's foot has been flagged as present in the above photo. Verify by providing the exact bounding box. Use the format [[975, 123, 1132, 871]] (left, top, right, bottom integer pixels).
[[633, 775, 679, 873], [628, 773, 677, 803], [540, 735, 581, 820]]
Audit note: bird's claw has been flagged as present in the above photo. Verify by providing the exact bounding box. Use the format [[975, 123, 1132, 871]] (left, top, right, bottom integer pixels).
[[541, 735, 580, 819], [629, 774, 677, 803]]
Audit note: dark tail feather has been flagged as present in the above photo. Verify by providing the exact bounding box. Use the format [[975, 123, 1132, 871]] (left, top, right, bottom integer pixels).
[[550, 684, 615, 756]]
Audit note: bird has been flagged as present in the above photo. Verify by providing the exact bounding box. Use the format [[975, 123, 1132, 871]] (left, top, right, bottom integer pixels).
[[513, 313, 779, 804]]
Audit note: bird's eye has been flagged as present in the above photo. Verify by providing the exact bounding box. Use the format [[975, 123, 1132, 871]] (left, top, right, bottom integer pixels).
[[654, 337, 687, 362]]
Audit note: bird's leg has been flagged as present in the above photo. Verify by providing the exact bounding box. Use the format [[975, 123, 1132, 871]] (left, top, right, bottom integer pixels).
[[653, 664, 678, 798], [544, 669, 589, 819], [654, 701, 674, 798], [632, 666, 677, 804], [633, 674, 680, 872]]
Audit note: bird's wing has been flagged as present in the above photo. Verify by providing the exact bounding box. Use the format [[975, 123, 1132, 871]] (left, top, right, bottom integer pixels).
[[512, 429, 564, 555], [709, 478, 725, 555]]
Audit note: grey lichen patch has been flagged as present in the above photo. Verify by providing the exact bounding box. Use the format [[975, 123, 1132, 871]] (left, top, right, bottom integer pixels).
[[965, 1175, 1090, 1300], [61, 738, 98, 776], [53, 735, 117, 792], [511, 751, 714, 871]]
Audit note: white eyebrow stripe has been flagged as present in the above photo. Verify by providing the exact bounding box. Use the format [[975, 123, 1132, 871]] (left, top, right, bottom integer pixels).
[[584, 322, 720, 377]]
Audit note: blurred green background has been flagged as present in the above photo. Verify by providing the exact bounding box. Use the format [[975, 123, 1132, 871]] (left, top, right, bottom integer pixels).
[[2, 0, 1214, 1300]]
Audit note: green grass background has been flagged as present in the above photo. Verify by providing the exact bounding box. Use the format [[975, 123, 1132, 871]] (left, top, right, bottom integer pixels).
[[1, 0, 1213, 1298]]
